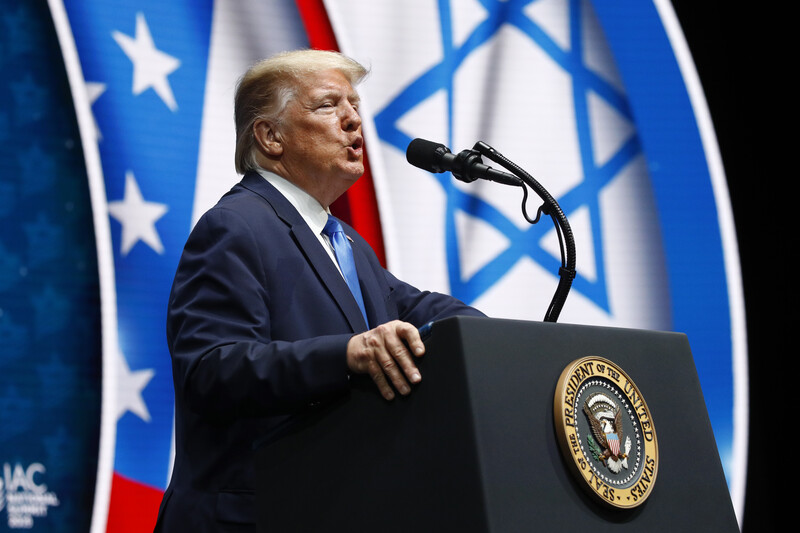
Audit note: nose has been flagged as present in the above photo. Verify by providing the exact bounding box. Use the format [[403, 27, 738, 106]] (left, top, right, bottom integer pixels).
[[342, 101, 361, 131]]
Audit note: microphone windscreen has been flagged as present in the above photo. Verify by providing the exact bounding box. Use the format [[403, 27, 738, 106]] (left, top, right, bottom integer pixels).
[[406, 138, 446, 172]]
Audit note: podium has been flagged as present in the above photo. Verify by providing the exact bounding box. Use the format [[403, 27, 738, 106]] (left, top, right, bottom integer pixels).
[[255, 317, 738, 532]]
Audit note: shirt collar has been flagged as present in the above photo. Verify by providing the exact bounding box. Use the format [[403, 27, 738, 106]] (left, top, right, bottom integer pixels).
[[255, 168, 330, 236]]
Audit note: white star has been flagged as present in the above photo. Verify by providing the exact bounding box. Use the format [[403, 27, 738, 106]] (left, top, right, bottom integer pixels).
[[86, 81, 106, 140], [115, 348, 154, 423], [112, 12, 180, 111], [108, 171, 168, 255]]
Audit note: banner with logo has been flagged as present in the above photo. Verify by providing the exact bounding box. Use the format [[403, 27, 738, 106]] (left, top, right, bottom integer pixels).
[[0, 0, 746, 530]]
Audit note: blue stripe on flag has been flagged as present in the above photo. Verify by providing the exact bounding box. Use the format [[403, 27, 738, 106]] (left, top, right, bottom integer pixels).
[[593, 0, 736, 484], [64, 0, 213, 490]]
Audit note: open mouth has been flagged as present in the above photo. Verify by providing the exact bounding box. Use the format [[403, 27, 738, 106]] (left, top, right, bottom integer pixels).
[[347, 137, 364, 159]]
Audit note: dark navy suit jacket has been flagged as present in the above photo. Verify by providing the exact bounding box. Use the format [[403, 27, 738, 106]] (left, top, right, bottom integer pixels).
[[154, 172, 483, 531]]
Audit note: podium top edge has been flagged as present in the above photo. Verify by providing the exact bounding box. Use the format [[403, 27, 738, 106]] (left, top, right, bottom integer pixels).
[[427, 315, 689, 340]]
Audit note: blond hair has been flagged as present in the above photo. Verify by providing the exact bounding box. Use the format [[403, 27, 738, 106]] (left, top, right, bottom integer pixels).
[[233, 49, 368, 174]]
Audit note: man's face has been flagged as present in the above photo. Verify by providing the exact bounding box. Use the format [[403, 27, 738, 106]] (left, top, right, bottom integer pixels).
[[275, 69, 364, 205]]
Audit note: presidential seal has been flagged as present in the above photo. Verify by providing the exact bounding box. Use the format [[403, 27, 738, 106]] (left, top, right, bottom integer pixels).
[[554, 357, 658, 509]]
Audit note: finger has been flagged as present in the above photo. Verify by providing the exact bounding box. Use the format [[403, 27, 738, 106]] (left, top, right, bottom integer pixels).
[[396, 321, 426, 358], [368, 360, 396, 400], [367, 322, 419, 389], [391, 323, 424, 383], [375, 348, 413, 395], [382, 337, 420, 387]]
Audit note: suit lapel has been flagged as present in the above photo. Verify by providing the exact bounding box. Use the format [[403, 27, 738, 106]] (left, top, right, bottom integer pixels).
[[290, 225, 368, 332], [240, 172, 368, 333], [350, 240, 387, 328]]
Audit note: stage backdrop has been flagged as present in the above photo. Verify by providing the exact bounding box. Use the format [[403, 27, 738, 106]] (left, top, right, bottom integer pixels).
[[0, 0, 746, 531]]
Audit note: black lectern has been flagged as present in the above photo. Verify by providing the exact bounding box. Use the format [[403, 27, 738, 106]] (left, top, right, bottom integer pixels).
[[255, 317, 738, 532]]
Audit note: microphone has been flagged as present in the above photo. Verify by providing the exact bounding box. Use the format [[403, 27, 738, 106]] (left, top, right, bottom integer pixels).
[[406, 138, 522, 186]]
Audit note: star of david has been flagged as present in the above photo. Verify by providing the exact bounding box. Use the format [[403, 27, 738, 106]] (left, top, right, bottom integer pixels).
[[373, 0, 642, 312]]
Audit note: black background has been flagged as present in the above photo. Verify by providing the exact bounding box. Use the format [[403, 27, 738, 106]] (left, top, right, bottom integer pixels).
[[669, 3, 784, 531]]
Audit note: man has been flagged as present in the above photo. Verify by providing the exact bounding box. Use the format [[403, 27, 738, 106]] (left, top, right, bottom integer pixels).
[[154, 50, 483, 532]]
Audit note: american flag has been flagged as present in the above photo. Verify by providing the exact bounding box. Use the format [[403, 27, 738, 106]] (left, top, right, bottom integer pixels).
[[606, 432, 620, 458]]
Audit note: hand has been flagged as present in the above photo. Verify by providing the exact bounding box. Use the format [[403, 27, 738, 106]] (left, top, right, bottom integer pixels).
[[346, 320, 425, 400]]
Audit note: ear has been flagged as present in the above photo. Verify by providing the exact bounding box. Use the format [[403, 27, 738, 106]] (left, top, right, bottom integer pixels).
[[253, 119, 283, 157]]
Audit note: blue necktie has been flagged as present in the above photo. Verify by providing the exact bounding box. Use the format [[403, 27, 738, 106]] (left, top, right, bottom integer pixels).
[[323, 215, 369, 327]]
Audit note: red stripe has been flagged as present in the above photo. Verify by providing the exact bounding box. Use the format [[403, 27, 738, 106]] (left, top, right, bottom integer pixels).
[[106, 472, 163, 532], [294, 0, 338, 49], [294, 0, 387, 267], [608, 435, 620, 457]]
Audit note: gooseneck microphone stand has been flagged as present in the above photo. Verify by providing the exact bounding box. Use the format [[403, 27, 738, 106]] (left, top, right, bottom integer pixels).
[[462, 141, 576, 323]]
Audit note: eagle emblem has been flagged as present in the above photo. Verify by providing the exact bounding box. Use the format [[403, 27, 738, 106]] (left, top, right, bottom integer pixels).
[[583, 392, 631, 474], [555, 357, 658, 508]]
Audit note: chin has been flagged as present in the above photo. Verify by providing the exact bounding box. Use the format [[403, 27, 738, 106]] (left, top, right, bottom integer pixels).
[[343, 165, 365, 182]]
